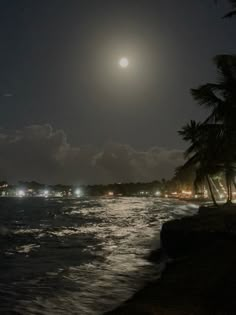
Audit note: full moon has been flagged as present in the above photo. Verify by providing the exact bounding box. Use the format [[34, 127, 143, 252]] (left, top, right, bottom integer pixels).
[[119, 57, 129, 68]]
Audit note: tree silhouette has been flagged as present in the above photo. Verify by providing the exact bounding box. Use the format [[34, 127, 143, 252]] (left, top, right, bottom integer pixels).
[[224, 0, 236, 17], [179, 55, 236, 204], [179, 121, 221, 205]]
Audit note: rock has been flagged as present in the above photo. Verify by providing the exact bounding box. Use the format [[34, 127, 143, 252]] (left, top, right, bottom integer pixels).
[[105, 206, 236, 315], [161, 206, 236, 258]]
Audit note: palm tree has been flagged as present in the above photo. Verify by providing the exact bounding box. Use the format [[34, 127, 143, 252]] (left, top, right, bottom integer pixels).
[[190, 55, 236, 203], [178, 121, 221, 206], [194, 166, 218, 205]]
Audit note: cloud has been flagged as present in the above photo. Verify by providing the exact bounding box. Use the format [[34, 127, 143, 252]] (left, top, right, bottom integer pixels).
[[0, 124, 184, 184], [3, 93, 13, 97]]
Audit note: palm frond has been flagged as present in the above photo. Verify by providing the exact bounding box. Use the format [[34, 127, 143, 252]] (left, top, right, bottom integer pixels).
[[214, 55, 236, 82], [181, 153, 200, 169], [191, 84, 223, 108], [178, 120, 202, 141], [224, 10, 236, 17], [223, 0, 236, 17]]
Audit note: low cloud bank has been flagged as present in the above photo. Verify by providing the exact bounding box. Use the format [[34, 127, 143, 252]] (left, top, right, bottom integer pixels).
[[0, 124, 184, 184]]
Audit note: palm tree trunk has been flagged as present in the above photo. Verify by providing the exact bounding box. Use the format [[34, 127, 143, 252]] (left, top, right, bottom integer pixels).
[[229, 180, 232, 202], [206, 175, 218, 207], [225, 172, 232, 204], [227, 181, 230, 203], [210, 177, 221, 198]]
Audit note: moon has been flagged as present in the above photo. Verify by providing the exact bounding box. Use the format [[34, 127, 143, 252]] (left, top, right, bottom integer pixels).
[[119, 57, 129, 68]]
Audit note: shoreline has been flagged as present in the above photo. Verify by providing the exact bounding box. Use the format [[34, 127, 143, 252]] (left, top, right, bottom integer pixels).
[[105, 204, 236, 314]]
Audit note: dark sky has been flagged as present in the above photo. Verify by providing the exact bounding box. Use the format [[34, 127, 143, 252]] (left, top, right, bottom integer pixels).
[[0, 0, 235, 184]]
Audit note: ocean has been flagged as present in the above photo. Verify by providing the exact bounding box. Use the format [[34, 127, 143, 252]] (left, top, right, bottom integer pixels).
[[0, 197, 198, 315]]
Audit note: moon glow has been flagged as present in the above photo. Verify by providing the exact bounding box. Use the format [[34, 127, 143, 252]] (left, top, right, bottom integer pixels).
[[119, 57, 129, 68]]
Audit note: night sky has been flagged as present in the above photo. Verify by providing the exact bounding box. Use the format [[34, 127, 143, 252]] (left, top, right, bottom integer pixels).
[[0, 0, 235, 184]]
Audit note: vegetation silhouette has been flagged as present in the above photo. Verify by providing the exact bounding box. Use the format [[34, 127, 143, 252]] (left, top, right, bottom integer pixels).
[[224, 0, 236, 17], [215, 0, 236, 17], [179, 55, 236, 205]]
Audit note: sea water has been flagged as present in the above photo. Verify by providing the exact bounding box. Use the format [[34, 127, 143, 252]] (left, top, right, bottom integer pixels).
[[0, 197, 198, 314]]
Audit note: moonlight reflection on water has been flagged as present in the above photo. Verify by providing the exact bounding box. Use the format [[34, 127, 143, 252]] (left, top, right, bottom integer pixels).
[[0, 197, 198, 315]]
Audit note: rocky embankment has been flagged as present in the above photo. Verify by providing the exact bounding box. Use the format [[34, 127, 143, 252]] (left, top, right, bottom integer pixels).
[[105, 205, 236, 315]]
